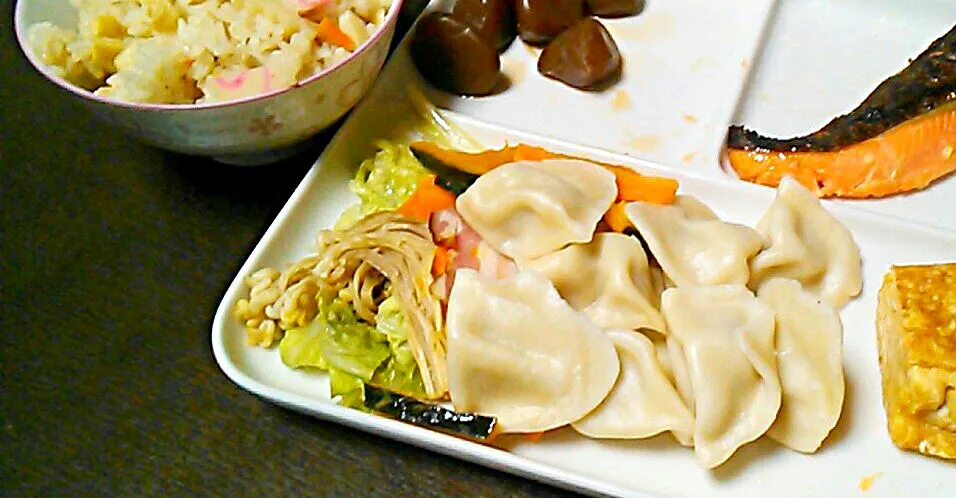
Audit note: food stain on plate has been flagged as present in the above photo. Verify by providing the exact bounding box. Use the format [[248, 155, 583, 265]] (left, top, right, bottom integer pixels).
[[858, 472, 882, 492], [682, 114, 699, 124], [610, 89, 631, 111], [682, 151, 698, 164], [625, 134, 663, 153], [610, 11, 676, 43]]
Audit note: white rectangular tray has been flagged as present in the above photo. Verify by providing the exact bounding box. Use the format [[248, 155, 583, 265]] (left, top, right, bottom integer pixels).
[[213, 2, 956, 497]]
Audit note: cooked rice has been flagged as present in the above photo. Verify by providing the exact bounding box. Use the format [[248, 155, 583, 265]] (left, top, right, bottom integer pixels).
[[27, 0, 392, 104]]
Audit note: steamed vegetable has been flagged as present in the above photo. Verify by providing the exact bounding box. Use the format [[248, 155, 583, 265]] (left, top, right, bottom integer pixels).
[[279, 298, 390, 380], [408, 140, 679, 203], [363, 384, 498, 441], [316, 17, 357, 51], [603, 201, 631, 232], [410, 141, 516, 175], [398, 175, 458, 219], [369, 296, 427, 398], [407, 149, 481, 195], [317, 212, 448, 399], [336, 141, 430, 229], [278, 293, 427, 408]]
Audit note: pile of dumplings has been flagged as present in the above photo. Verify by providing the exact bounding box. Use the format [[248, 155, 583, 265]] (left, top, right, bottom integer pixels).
[[443, 158, 863, 469]]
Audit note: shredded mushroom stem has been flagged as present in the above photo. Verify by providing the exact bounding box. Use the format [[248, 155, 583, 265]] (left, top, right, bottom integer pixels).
[[314, 211, 447, 399]]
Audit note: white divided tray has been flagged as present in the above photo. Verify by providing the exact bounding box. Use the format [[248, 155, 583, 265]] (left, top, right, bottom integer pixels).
[[213, 2, 956, 497]]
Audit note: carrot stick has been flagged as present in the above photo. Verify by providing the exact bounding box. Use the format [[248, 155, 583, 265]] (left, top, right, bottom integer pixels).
[[603, 165, 678, 204], [398, 175, 457, 221], [316, 17, 356, 51], [431, 246, 451, 276], [603, 201, 631, 232]]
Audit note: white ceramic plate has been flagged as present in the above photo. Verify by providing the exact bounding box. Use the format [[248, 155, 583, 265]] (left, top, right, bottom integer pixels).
[[213, 2, 956, 497]]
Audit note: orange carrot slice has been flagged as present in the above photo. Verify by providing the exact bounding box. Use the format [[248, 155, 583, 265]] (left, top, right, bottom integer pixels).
[[398, 175, 457, 221], [316, 17, 356, 51], [431, 246, 451, 276], [605, 166, 678, 204]]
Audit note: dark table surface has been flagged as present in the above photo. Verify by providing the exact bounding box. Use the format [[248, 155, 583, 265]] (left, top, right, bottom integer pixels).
[[1, 1, 579, 496]]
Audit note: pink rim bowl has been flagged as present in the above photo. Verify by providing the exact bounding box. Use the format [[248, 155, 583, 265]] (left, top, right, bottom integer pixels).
[[13, 0, 405, 165]]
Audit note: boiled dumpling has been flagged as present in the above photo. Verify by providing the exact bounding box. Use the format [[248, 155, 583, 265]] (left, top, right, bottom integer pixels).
[[758, 278, 845, 453], [572, 330, 694, 445], [666, 332, 694, 412], [445, 269, 620, 433], [749, 176, 863, 308], [625, 199, 763, 286], [455, 159, 617, 261], [648, 266, 668, 310], [661, 285, 781, 469], [674, 194, 719, 220], [522, 233, 666, 332]]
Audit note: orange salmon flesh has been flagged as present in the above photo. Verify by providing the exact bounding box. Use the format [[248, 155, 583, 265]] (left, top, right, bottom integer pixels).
[[727, 105, 956, 198]]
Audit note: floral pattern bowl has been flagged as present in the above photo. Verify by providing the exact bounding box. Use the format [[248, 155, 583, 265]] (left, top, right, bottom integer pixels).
[[13, 0, 403, 165]]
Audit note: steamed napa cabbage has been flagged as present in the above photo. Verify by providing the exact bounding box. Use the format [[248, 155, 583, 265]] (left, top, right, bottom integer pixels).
[[278, 293, 426, 408], [370, 296, 426, 397], [335, 141, 429, 229]]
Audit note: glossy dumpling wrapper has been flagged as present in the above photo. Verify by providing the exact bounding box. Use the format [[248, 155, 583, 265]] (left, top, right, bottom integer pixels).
[[674, 194, 719, 221], [456, 159, 618, 261], [625, 198, 763, 287], [749, 176, 863, 308], [572, 330, 694, 445], [661, 284, 782, 469], [445, 269, 620, 433], [522, 233, 666, 332], [666, 332, 694, 412], [758, 278, 846, 453]]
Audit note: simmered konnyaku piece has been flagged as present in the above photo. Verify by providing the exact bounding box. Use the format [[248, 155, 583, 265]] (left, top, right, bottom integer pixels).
[[728, 24, 956, 153], [538, 18, 622, 90], [516, 0, 586, 45], [410, 13, 501, 96], [586, 0, 645, 18], [451, 0, 517, 52]]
